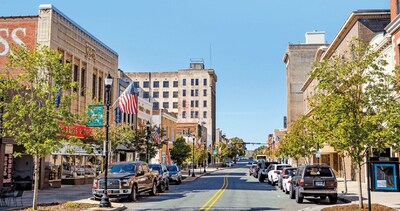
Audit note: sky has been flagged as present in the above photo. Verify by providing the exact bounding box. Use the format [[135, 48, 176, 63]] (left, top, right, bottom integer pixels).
[[0, 0, 389, 150]]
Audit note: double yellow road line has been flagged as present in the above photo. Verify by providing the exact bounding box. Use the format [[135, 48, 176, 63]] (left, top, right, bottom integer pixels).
[[199, 173, 230, 211]]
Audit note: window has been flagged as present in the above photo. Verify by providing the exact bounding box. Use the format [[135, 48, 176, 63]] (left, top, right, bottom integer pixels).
[[80, 68, 86, 96], [195, 100, 199, 107], [163, 81, 169, 88], [143, 92, 149, 98], [98, 76, 103, 102], [203, 89, 207, 96], [305, 167, 333, 177], [163, 91, 169, 98], [143, 81, 149, 88], [182, 111, 186, 118], [203, 100, 207, 107], [173, 81, 178, 87], [191, 90, 194, 96], [203, 111, 207, 119], [191, 79, 194, 86], [183, 79, 186, 86], [182, 90, 186, 97], [195, 111, 199, 118], [191, 100, 194, 107], [195, 79, 199, 86], [204, 78, 207, 86], [153, 102, 159, 109], [173, 102, 178, 109], [134, 82, 140, 88], [190, 111, 194, 118], [163, 102, 169, 109], [73, 65, 79, 92], [153, 81, 159, 88], [195, 89, 199, 96], [173, 91, 178, 98], [153, 91, 159, 98], [92, 74, 96, 99], [398, 0, 400, 14], [182, 100, 186, 108]]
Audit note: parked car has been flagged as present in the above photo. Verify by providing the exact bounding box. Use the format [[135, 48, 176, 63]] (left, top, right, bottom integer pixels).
[[166, 165, 183, 184], [290, 164, 337, 204], [267, 164, 292, 185], [280, 167, 297, 194], [248, 161, 258, 176], [149, 164, 170, 192], [226, 161, 234, 167], [92, 161, 158, 202], [256, 161, 279, 182]]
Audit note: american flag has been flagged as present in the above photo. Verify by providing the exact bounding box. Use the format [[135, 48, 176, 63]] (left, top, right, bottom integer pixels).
[[152, 127, 162, 144], [197, 137, 202, 148], [118, 83, 138, 114]]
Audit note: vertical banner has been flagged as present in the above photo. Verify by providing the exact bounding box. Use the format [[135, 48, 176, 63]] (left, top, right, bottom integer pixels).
[[115, 107, 121, 124], [87, 105, 104, 127]]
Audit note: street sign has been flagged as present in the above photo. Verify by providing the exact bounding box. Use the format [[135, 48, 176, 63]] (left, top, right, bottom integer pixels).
[[87, 104, 104, 127], [316, 149, 321, 158], [213, 150, 217, 155]]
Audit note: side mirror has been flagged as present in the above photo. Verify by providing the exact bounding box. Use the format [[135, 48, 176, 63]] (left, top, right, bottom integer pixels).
[[164, 169, 168, 173], [137, 170, 145, 176]]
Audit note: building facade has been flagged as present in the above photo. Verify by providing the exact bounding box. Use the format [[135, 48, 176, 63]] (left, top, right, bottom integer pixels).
[[0, 4, 119, 188], [126, 62, 217, 149], [282, 32, 329, 125]]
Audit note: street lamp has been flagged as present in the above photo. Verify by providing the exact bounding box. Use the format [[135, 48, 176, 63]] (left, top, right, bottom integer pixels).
[[100, 73, 112, 208], [146, 121, 151, 163], [189, 128, 195, 177]]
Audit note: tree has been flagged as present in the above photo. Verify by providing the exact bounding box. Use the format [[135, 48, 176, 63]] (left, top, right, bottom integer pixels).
[[0, 46, 77, 210], [170, 137, 191, 166], [309, 39, 400, 208], [277, 115, 320, 165], [227, 137, 246, 159]]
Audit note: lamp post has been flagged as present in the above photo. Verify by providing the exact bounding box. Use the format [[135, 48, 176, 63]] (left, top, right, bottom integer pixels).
[[365, 146, 372, 211], [100, 73, 112, 208], [146, 121, 151, 163], [189, 128, 195, 177]]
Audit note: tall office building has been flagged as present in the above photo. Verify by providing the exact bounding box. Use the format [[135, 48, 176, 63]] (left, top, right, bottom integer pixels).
[[126, 62, 217, 147]]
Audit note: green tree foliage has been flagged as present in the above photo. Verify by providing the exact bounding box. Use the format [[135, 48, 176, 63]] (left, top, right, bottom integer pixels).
[[277, 115, 320, 164], [170, 137, 191, 166], [0, 46, 77, 210], [226, 137, 246, 158], [309, 39, 400, 208]]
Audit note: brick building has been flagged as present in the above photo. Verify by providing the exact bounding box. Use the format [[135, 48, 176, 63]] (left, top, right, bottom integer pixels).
[[0, 4, 119, 188]]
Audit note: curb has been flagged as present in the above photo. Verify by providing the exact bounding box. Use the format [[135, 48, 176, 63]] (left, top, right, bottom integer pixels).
[[182, 168, 222, 183], [337, 195, 352, 203]]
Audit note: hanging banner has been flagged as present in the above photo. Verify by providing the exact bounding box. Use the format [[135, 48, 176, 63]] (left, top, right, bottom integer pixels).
[[87, 105, 104, 127]]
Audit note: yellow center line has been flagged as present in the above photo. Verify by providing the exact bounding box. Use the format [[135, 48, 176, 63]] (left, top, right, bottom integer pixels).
[[199, 172, 231, 211]]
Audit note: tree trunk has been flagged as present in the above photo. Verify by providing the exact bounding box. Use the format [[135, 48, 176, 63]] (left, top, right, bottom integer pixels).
[[342, 154, 348, 194], [32, 155, 40, 210], [357, 162, 364, 209]]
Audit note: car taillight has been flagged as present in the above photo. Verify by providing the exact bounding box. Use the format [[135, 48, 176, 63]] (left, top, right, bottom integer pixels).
[[299, 179, 304, 187], [334, 180, 337, 188], [288, 180, 291, 183], [274, 170, 279, 173], [92, 180, 98, 189]]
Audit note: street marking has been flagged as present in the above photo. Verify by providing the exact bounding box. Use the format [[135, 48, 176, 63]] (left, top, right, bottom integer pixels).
[[199, 172, 230, 211]]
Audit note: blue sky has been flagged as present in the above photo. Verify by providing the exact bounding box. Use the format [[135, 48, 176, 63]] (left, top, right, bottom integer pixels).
[[0, 1, 389, 150]]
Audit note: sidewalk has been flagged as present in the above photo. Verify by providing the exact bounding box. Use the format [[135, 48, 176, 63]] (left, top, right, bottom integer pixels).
[[0, 184, 125, 211], [336, 178, 400, 210], [181, 166, 222, 182]]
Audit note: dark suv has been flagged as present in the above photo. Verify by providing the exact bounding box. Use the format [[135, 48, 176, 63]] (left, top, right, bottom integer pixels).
[[149, 164, 170, 192], [290, 164, 337, 204]]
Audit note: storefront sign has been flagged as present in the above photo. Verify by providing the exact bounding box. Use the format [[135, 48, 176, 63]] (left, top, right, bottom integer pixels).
[[377, 180, 387, 188], [59, 123, 92, 139], [5, 144, 13, 154], [87, 105, 104, 127]]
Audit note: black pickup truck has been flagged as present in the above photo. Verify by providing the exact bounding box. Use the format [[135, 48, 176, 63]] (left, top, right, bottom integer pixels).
[[92, 161, 159, 202]]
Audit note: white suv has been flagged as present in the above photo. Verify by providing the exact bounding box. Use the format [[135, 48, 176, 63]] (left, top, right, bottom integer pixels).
[[267, 164, 292, 186]]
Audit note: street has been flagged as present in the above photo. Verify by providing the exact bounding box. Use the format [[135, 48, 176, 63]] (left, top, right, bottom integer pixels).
[[123, 161, 346, 211]]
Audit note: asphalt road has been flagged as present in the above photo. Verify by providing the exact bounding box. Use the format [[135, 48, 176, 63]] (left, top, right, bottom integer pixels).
[[122, 161, 346, 211]]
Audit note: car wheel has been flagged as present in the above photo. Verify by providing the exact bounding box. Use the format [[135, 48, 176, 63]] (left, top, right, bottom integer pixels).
[[258, 174, 264, 183], [295, 188, 303, 203], [149, 182, 157, 196], [328, 195, 338, 204], [159, 181, 166, 193], [165, 179, 170, 190], [289, 185, 295, 199], [130, 185, 138, 202]]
